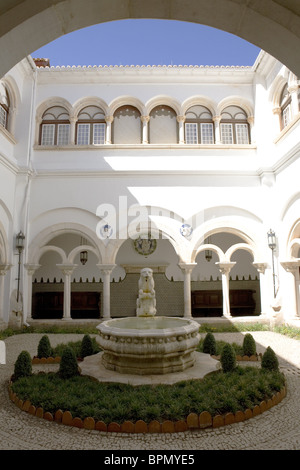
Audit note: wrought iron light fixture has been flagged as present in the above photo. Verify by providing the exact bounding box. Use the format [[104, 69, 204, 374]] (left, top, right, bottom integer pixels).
[[267, 229, 277, 297], [16, 231, 25, 302], [80, 237, 88, 265], [205, 236, 212, 262]]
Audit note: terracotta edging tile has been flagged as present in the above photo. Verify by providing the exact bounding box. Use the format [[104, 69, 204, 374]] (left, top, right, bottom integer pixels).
[[9, 381, 286, 434]]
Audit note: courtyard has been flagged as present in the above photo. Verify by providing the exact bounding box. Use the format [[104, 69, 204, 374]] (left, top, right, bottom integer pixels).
[[1, 327, 300, 450]]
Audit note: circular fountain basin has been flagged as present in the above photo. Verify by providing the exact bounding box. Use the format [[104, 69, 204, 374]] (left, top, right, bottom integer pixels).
[[97, 316, 200, 375]]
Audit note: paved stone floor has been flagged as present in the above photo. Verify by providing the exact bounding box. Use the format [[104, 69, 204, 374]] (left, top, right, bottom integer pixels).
[[0, 331, 300, 450]]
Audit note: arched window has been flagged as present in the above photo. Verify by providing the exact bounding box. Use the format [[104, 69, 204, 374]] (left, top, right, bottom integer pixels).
[[0, 82, 10, 130], [280, 84, 291, 130], [113, 105, 141, 144], [40, 106, 70, 145], [185, 105, 214, 144], [149, 105, 177, 144], [76, 105, 105, 145], [220, 106, 250, 144]]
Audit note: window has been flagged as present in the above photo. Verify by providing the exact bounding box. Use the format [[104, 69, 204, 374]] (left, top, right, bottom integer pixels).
[[220, 106, 250, 144], [40, 106, 70, 145], [149, 105, 177, 144], [0, 82, 10, 130], [185, 105, 214, 144], [113, 106, 141, 144], [280, 84, 291, 130], [76, 106, 106, 145]]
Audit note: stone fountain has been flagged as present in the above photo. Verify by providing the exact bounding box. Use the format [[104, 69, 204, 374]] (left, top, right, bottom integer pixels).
[[96, 268, 201, 375], [80, 268, 219, 383]]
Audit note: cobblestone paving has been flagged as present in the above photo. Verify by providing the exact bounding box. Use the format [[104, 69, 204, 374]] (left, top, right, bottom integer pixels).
[[0, 331, 299, 450]]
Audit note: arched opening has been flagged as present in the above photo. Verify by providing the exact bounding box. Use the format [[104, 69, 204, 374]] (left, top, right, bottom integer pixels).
[[32, 232, 101, 319], [192, 232, 261, 317]]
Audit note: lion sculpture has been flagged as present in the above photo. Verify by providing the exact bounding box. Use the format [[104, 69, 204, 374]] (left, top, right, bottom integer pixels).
[[136, 267, 157, 317]]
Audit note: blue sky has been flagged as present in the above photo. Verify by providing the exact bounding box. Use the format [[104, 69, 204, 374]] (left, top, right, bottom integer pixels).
[[33, 20, 260, 67]]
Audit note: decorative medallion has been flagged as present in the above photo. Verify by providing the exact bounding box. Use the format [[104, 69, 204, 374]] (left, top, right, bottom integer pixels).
[[133, 235, 157, 256], [180, 224, 193, 238], [99, 224, 113, 239]]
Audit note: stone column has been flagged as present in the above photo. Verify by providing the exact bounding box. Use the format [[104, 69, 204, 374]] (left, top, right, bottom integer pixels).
[[57, 264, 77, 320], [176, 115, 186, 144], [105, 116, 114, 144], [247, 116, 255, 144], [69, 116, 76, 145], [288, 83, 299, 117], [178, 263, 197, 318], [97, 264, 116, 319], [216, 262, 236, 317], [141, 115, 150, 144], [24, 264, 41, 321], [253, 262, 269, 316], [281, 261, 300, 319], [272, 107, 282, 130], [0, 264, 11, 326], [213, 116, 221, 144]]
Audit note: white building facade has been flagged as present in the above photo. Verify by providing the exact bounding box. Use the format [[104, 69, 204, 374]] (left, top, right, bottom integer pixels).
[[0, 50, 300, 327]]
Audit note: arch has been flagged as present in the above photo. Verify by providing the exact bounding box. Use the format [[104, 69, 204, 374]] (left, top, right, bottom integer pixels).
[[35, 245, 67, 264], [29, 222, 104, 265], [109, 96, 145, 116], [146, 95, 181, 116], [36, 97, 73, 122], [1, 1, 300, 79], [225, 242, 256, 261], [181, 96, 217, 116], [217, 96, 254, 117], [73, 96, 108, 117], [194, 243, 224, 262]]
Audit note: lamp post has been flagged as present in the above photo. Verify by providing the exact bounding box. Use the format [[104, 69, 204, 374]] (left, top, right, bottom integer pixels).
[[267, 229, 277, 297], [16, 231, 25, 303]]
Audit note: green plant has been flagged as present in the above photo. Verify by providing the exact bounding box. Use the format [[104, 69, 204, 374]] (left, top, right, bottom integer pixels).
[[220, 344, 236, 372], [37, 335, 52, 358], [202, 332, 217, 355], [14, 350, 32, 380], [242, 333, 256, 356], [261, 346, 279, 371], [58, 346, 79, 379], [80, 334, 94, 358]]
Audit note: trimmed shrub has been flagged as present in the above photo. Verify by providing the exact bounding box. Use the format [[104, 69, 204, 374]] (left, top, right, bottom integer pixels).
[[37, 335, 52, 358], [14, 350, 32, 380], [202, 332, 217, 355], [242, 333, 256, 357], [220, 344, 236, 373], [80, 334, 94, 358], [58, 346, 79, 379], [261, 346, 279, 371]]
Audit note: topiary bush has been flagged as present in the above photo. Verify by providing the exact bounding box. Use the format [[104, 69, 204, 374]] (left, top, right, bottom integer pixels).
[[242, 333, 256, 357], [202, 332, 217, 355], [220, 344, 236, 373], [14, 350, 32, 380], [80, 334, 94, 358], [58, 346, 79, 379], [261, 346, 279, 371], [37, 335, 52, 358]]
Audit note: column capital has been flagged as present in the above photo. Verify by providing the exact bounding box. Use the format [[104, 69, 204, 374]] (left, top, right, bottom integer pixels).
[[281, 260, 300, 273], [105, 115, 114, 123], [216, 261, 236, 274], [213, 115, 222, 123], [57, 264, 77, 276], [0, 264, 11, 275], [97, 263, 116, 274], [176, 115, 186, 123], [252, 262, 268, 274], [24, 263, 41, 275], [178, 262, 197, 273], [272, 106, 281, 116], [140, 115, 150, 123]]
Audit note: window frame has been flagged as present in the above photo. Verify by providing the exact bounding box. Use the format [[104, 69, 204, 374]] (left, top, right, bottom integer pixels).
[[185, 105, 214, 145], [220, 106, 250, 145], [76, 106, 106, 145], [40, 106, 70, 146]]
